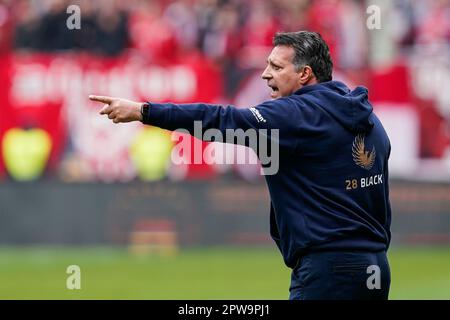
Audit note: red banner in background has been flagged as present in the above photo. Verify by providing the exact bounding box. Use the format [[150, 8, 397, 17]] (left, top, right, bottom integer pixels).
[[0, 55, 10, 179], [0, 52, 223, 181]]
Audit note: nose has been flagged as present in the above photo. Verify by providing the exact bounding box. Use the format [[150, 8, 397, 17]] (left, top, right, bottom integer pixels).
[[261, 66, 272, 80]]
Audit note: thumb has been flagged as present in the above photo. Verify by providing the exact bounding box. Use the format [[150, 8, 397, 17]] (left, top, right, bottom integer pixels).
[[89, 95, 114, 104], [99, 104, 111, 115]]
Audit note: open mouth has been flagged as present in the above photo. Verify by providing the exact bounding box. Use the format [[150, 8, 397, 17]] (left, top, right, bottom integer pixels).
[[269, 85, 279, 97], [269, 85, 279, 92]]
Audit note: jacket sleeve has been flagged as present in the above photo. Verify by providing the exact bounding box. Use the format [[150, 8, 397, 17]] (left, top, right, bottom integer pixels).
[[144, 99, 300, 152]]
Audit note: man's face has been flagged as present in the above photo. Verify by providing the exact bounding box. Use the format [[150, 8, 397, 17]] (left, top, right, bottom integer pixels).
[[261, 45, 303, 99]]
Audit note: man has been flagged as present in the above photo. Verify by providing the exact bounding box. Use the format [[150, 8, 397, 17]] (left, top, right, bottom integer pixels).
[[89, 31, 391, 300]]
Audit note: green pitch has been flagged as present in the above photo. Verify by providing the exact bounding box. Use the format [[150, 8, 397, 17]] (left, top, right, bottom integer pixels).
[[0, 246, 449, 299]]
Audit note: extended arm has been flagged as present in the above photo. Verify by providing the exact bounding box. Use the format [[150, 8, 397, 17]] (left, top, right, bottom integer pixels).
[[89, 95, 300, 152]]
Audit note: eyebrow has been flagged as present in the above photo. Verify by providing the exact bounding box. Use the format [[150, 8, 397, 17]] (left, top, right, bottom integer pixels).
[[267, 58, 282, 67]]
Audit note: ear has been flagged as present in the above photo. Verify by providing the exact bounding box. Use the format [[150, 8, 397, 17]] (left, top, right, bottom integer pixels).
[[298, 66, 315, 85]]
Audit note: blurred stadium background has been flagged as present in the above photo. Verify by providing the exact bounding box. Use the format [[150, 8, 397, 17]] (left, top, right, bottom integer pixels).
[[1, 0, 450, 299]]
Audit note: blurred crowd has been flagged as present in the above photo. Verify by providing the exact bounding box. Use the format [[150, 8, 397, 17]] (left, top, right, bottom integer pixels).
[[0, 0, 450, 182], [0, 0, 448, 81]]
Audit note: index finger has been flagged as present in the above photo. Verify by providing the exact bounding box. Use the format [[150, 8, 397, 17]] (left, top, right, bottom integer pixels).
[[89, 95, 114, 104]]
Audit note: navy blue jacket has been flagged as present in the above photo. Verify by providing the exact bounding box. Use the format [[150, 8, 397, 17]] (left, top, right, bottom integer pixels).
[[144, 81, 392, 268]]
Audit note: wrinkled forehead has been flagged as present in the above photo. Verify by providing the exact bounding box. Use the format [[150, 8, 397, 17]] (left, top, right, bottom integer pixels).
[[267, 45, 296, 65]]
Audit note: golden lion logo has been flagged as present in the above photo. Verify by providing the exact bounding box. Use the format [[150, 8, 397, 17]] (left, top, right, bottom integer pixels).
[[352, 134, 376, 170]]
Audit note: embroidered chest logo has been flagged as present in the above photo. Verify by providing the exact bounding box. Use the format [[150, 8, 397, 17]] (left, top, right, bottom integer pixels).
[[352, 134, 376, 170]]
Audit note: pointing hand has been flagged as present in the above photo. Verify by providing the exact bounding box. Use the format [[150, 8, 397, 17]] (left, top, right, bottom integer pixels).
[[89, 95, 144, 123]]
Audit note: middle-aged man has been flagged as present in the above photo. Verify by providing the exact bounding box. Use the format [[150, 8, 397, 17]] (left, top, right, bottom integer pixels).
[[89, 31, 392, 300]]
